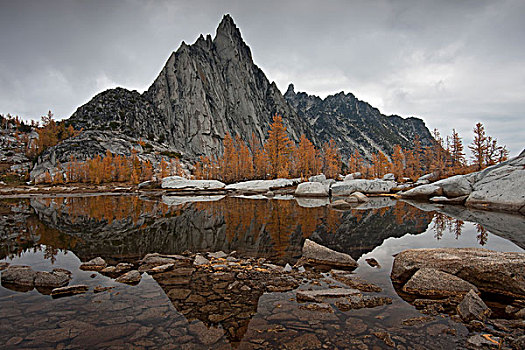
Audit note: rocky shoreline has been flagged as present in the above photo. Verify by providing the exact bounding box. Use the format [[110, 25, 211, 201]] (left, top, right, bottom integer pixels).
[[2, 238, 524, 348], [2, 149, 523, 217]]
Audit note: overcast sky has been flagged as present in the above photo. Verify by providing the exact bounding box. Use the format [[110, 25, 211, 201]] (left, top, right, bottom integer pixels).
[[1, 0, 523, 156]]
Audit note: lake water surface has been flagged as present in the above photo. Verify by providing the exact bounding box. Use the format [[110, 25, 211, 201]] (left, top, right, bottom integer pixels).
[[1, 194, 523, 349]]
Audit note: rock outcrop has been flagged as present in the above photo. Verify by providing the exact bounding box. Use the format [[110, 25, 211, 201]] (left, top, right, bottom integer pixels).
[[332, 179, 395, 196], [391, 248, 525, 298], [465, 149, 525, 213], [295, 182, 329, 197], [402, 149, 525, 214]]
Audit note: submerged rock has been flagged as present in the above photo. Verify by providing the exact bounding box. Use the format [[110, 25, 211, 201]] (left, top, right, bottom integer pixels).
[[391, 248, 525, 298], [402, 268, 479, 298], [51, 285, 89, 298], [296, 288, 361, 302], [457, 289, 491, 322], [300, 239, 358, 269], [294, 182, 329, 197], [331, 270, 382, 292], [115, 270, 142, 284]]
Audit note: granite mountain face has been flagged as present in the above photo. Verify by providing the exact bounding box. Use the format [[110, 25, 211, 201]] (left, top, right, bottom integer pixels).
[[67, 14, 309, 159], [35, 14, 433, 178]]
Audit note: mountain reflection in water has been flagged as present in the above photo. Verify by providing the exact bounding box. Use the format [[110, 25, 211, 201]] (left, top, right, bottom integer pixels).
[[2, 196, 436, 263]]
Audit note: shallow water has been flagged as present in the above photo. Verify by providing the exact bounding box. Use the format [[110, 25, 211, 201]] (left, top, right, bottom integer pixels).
[[0, 195, 523, 349]]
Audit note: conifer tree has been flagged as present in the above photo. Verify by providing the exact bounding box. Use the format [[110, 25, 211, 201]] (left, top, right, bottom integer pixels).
[[264, 115, 293, 178], [322, 139, 340, 179], [391, 145, 404, 180], [469, 122, 488, 170]]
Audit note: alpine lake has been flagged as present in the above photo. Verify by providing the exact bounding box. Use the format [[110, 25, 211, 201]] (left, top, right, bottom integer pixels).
[[0, 193, 523, 349]]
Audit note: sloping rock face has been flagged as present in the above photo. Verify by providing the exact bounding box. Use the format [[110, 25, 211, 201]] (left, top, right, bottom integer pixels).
[[67, 88, 168, 144], [465, 150, 525, 213], [284, 84, 434, 162], [30, 130, 172, 182], [142, 14, 310, 157], [391, 248, 525, 298]]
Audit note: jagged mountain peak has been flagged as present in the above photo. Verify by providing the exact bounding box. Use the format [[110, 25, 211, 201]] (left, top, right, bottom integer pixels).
[[55, 14, 433, 173], [285, 83, 295, 96], [213, 14, 252, 62]]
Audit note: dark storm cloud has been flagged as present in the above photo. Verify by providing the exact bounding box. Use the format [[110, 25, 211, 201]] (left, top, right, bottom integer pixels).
[[0, 0, 523, 155]]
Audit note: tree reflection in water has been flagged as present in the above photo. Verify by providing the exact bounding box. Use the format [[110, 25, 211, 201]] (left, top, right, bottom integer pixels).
[[0, 195, 483, 263]]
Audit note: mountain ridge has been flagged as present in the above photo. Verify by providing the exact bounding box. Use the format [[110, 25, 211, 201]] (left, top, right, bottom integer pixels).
[[32, 14, 434, 179]]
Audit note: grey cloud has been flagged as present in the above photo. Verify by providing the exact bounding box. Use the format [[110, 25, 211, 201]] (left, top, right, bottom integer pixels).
[[0, 0, 523, 155]]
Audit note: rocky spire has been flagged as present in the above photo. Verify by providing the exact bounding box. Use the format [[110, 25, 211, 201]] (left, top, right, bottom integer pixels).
[[284, 83, 296, 98], [214, 14, 252, 61]]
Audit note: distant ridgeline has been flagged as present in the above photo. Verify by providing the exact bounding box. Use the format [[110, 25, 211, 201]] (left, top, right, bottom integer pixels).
[[33, 14, 432, 175]]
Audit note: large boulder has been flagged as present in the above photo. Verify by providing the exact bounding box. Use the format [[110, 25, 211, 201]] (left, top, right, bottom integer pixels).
[[34, 269, 72, 288], [308, 174, 326, 183], [1, 266, 72, 289], [401, 268, 479, 298], [1, 265, 37, 286], [162, 176, 225, 190], [465, 151, 525, 213], [391, 248, 525, 298], [433, 175, 473, 197], [416, 172, 438, 184], [225, 178, 298, 193], [344, 172, 362, 181], [79, 257, 107, 271], [382, 173, 395, 181], [300, 239, 358, 269], [400, 184, 443, 199], [295, 182, 329, 197], [331, 179, 395, 196]]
